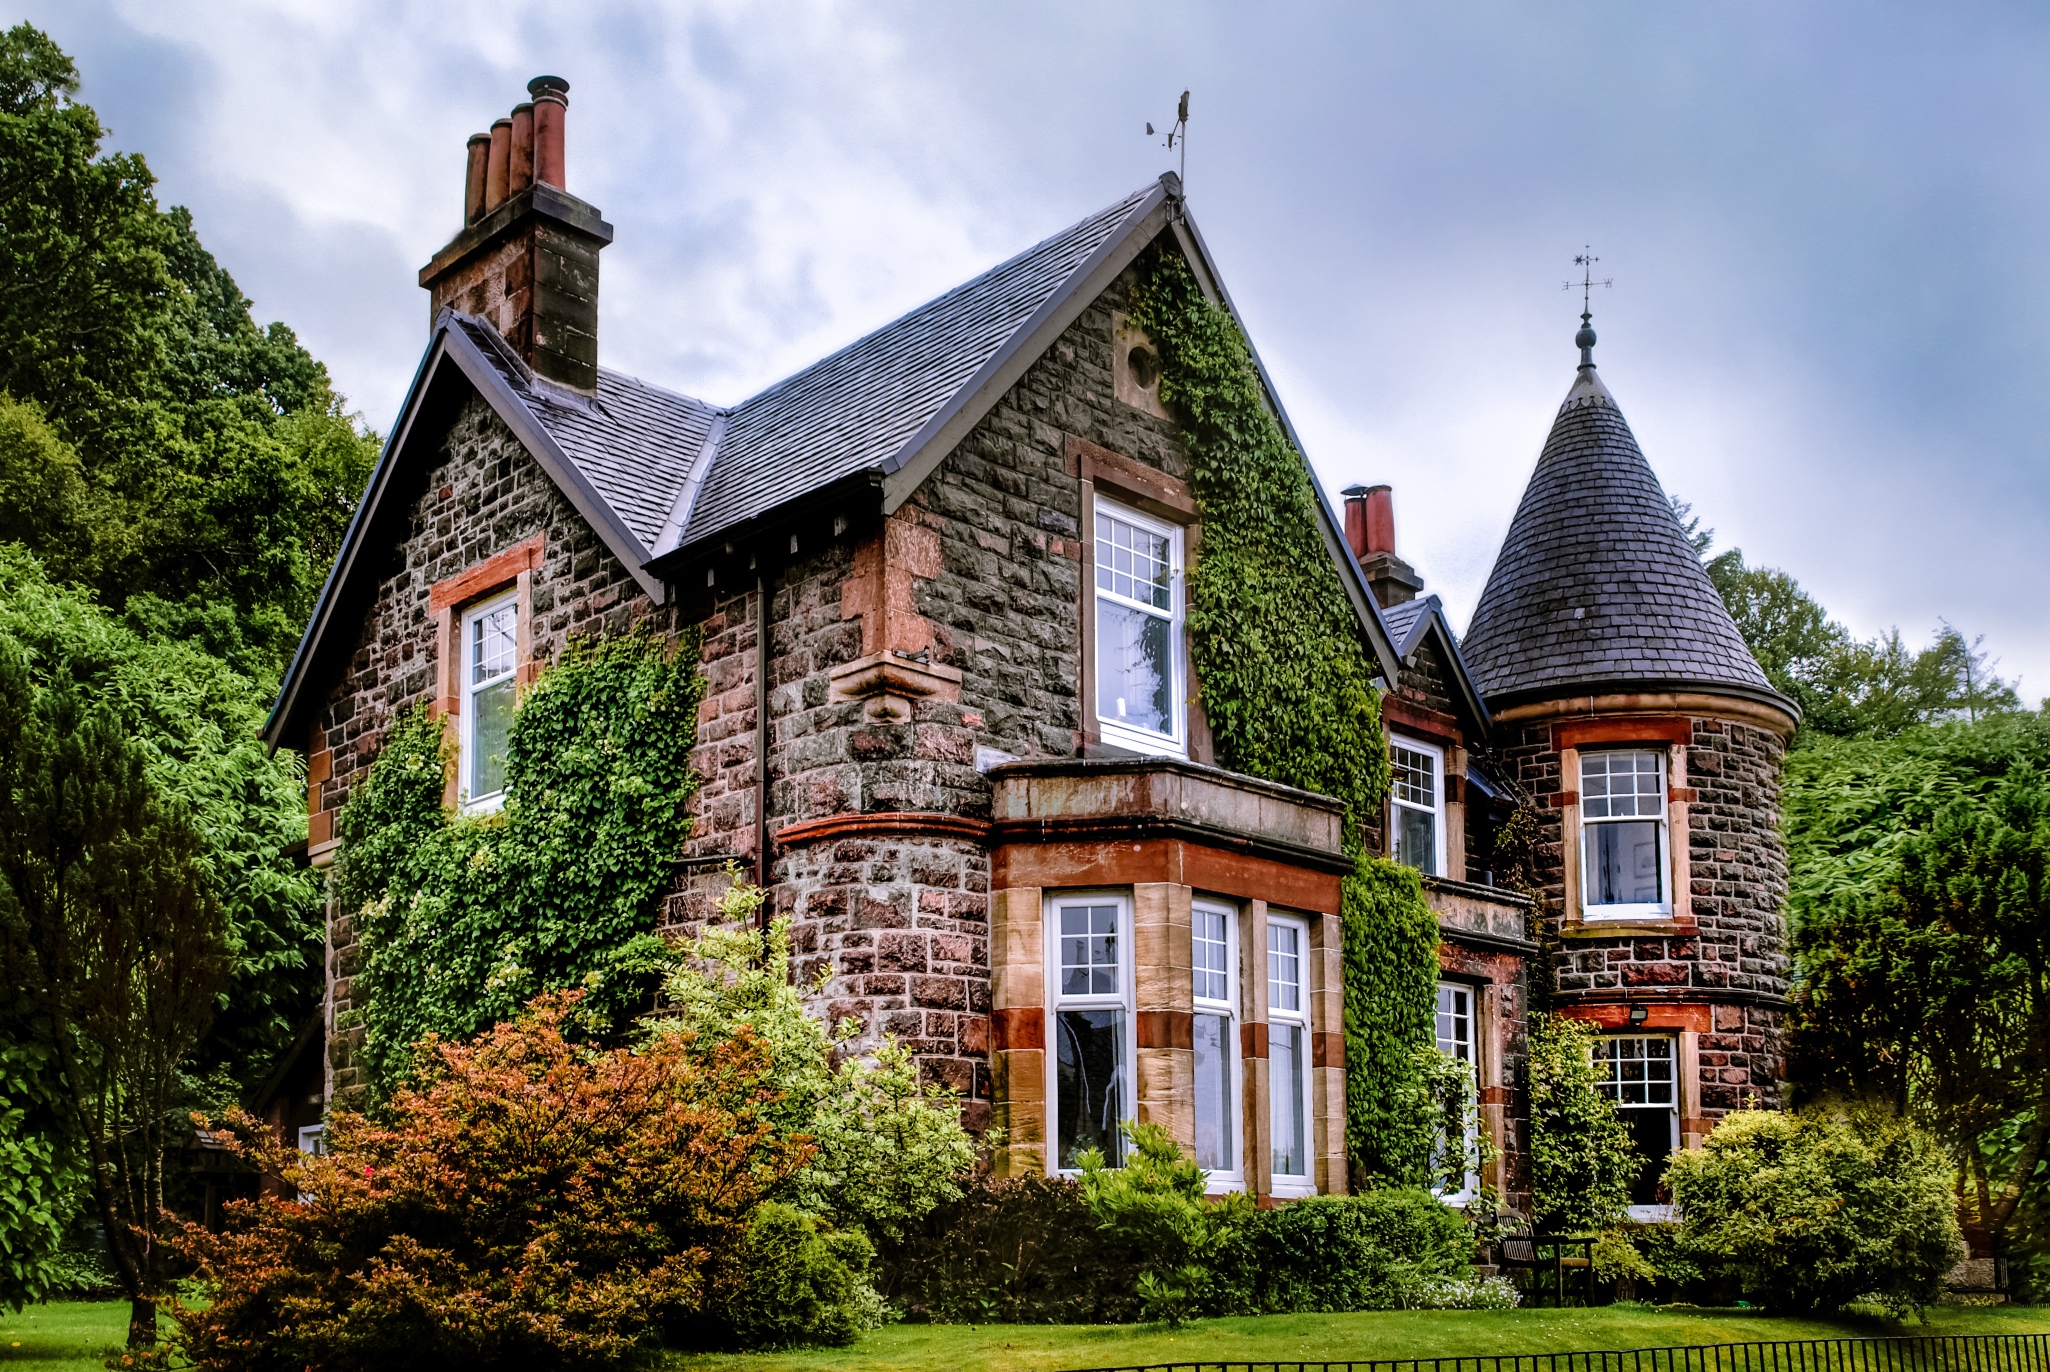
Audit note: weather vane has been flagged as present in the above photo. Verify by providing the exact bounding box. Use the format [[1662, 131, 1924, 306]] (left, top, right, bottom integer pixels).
[[1563, 247, 1612, 319], [1145, 91, 1190, 186]]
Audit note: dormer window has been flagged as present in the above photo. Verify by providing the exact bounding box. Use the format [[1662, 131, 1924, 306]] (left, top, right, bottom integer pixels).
[[1094, 499, 1184, 756], [461, 591, 518, 809], [1389, 737, 1445, 876], [1580, 749, 1668, 917]]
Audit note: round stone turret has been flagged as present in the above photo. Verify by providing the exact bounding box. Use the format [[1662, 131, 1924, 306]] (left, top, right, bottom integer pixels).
[[1466, 330, 1798, 1208]]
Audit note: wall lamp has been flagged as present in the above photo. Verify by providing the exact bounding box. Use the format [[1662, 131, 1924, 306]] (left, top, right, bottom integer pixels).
[[1627, 1002, 1649, 1026]]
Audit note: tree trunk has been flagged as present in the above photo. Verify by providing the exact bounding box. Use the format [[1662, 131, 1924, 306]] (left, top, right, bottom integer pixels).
[[127, 1296, 156, 1349]]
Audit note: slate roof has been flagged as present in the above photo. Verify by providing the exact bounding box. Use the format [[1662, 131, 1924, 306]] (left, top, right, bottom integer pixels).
[[689, 186, 1156, 547], [453, 316, 718, 554], [1381, 596, 1430, 656], [458, 185, 1159, 558], [1461, 364, 1785, 709]]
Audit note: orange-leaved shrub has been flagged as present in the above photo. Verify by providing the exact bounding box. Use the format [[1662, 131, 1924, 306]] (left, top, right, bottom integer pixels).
[[167, 992, 810, 1372]]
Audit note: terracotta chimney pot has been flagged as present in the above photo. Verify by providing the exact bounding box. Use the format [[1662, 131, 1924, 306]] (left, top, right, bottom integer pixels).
[[463, 134, 490, 224], [509, 102, 535, 192], [485, 118, 512, 211], [1341, 484, 1371, 560], [1363, 484, 1396, 555], [528, 76, 569, 189]]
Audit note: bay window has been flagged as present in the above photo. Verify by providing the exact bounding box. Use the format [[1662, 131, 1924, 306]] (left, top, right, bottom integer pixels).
[[460, 591, 519, 809], [1049, 894, 1132, 1170], [1094, 499, 1184, 756], [1389, 737, 1445, 876], [1192, 900, 1240, 1187], [1267, 914, 1313, 1195], [1580, 749, 1668, 917]]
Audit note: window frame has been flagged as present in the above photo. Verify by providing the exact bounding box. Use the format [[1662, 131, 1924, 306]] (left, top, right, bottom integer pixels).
[[1389, 735, 1448, 877], [1578, 747, 1671, 920], [1044, 890, 1137, 1177], [1266, 911, 1315, 1197], [1091, 496, 1186, 758], [1432, 981, 1480, 1205], [459, 588, 520, 812], [1592, 1032, 1681, 1222], [1191, 898, 1243, 1192]]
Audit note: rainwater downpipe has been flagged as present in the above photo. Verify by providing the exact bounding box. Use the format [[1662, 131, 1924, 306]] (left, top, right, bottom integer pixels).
[[754, 573, 770, 929]]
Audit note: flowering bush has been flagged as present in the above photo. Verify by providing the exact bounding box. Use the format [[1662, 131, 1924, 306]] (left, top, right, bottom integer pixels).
[[168, 993, 826, 1371]]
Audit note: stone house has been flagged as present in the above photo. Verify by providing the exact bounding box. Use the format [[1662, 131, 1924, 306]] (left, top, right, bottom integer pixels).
[[264, 79, 1790, 1213]]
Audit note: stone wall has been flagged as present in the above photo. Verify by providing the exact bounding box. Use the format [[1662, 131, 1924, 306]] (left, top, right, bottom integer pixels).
[[311, 392, 666, 1102], [1497, 708, 1789, 1114], [662, 251, 1201, 1110]]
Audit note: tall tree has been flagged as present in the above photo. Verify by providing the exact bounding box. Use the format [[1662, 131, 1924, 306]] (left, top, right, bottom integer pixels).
[[1788, 711, 2050, 1270], [1699, 545, 2019, 741], [0, 23, 378, 680], [0, 645, 229, 1345]]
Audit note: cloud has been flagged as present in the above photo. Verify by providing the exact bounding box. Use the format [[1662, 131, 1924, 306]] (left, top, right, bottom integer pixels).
[[24, 0, 2050, 697]]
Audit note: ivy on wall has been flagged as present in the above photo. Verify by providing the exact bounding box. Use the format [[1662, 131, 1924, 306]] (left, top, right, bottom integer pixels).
[[1134, 249, 1440, 1184], [334, 627, 704, 1095]]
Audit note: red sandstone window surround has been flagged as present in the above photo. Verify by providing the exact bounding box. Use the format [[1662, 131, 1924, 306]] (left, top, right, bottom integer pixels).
[[427, 534, 543, 811]]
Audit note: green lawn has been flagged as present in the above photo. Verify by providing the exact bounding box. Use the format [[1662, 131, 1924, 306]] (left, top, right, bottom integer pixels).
[[670, 1304, 2050, 1372], [8, 1299, 2048, 1372], [0, 1302, 127, 1372]]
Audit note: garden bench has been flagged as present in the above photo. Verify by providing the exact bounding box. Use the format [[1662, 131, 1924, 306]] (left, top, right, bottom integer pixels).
[[1497, 1232, 1595, 1307]]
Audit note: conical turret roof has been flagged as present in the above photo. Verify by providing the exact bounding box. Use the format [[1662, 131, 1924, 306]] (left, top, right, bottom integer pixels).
[[1462, 352, 1787, 713]]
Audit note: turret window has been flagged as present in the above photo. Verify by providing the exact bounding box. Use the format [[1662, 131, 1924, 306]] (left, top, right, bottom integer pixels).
[[1580, 749, 1668, 917], [1594, 1034, 1679, 1217]]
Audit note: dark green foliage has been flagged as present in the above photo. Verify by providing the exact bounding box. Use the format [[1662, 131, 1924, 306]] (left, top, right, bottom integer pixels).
[[1667, 1108, 1964, 1316], [0, 1038, 76, 1310], [1706, 548, 2020, 741], [1134, 249, 1435, 1184], [1209, 1190, 1471, 1315], [0, 547, 320, 1095], [875, 1172, 1147, 1324], [705, 1203, 878, 1351], [880, 1175, 1478, 1324], [1341, 861, 1444, 1183], [1787, 710, 2050, 1274], [0, 24, 379, 679], [337, 629, 706, 1095], [0, 633, 229, 1340]]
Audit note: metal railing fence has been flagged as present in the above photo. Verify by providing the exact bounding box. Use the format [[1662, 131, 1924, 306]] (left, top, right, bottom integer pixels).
[[1050, 1332, 2050, 1372]]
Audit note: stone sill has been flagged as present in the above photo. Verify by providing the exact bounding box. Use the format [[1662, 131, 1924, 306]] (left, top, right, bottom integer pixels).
[[1560, 917, 1698, 939]]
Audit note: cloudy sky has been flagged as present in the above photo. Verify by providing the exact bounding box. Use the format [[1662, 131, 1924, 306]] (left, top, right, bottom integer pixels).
[[34, 0, 2050, 699]]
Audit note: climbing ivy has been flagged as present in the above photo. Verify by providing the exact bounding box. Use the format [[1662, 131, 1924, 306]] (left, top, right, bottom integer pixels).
[[334, 627, 704, 1096], [1135, 249, 1440, 1184]]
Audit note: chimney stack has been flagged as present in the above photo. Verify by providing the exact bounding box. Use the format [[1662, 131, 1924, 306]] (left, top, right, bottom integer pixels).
[[420, 76, 613, 393], [1342, 484, 1424, 609]]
